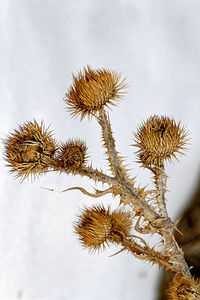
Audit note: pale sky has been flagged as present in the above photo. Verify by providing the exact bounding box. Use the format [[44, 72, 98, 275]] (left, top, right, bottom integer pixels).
[[1, 1, 200, 299]]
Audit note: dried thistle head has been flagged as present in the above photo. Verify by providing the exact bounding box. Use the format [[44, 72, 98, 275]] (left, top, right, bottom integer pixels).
[[4, 120, 56, 180], [52, 139, 88, 173], [134, 115, 188, 167], [110, 210, 133, 243], [167, 274, 200, 299], [65, 66, 127, 119], [74, 205, 132, 252]]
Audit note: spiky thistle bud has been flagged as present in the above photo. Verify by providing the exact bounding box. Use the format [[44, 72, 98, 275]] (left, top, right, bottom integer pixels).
[[167, 274, 200, 299], [134, 115, 188, 167], [4, 120, 56, 180], [74, 205, 132, 252], [65, 66, 126, 119], [52, 139, 87, 173]]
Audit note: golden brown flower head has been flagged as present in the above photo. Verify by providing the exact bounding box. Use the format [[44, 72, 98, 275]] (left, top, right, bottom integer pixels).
[[52, 139, 88, 173], [167, 274, 200, 299], [74, 205, 132, 252], [4, 120, 56, 180], [65, 66, 127, 119], [110, 210, 133, 243], [134, 115, 188, 167]]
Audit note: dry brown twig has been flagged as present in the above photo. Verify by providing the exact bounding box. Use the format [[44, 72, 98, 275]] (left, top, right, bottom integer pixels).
[[3, 66, 200, 298]]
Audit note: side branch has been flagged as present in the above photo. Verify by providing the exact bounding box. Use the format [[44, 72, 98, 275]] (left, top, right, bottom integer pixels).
[[60, 160, 190, 275], [75, 165, 160, 222], [122, 237, 173, 271], [72, 164, 161, 223]]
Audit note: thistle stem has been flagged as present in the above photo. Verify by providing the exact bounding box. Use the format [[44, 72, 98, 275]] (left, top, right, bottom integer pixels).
[[96, 109, 161, 221], [78, 165, 160, 221], [153, 165, 190, 276], [122, 238, 173, 271], [79, 166, 117, 185], [97, 109, 130, 182], [154, 165, 168, 218]]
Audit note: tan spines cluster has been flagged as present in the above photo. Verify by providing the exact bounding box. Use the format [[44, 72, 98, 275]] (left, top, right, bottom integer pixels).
[[134, 115, 188, 167], [74, 205, 132, 252], [75, 206, 112, 252], [167, 274, 200, 299], [4, 120, 56, 180], [110, 210, 133, 242], [65, 66, 126, 119], [52, 139, 87, 173]]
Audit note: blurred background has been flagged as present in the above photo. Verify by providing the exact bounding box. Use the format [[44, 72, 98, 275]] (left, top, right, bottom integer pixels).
[[1, 1, 200, 299]]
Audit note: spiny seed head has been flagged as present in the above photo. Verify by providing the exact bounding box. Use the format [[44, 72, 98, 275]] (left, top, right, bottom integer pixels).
[[65, 66, 127, 120], [75, 206, 112, 252], [134, 115, 188, 167], [52, 139, 87, 173], [74, 205, 132, 252], [4, 120, 57, 180], [167, 274, 200, 299], [110, 210, 133, 243]]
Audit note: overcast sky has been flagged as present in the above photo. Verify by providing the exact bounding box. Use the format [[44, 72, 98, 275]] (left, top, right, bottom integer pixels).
[[1, 1, 200, 299]]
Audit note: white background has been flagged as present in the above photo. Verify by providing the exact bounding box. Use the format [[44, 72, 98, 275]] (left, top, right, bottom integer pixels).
[[1, 1, 200, 299]]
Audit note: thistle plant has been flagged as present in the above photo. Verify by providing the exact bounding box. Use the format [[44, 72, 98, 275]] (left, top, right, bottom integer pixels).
[[4, 66, 200, 298]]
